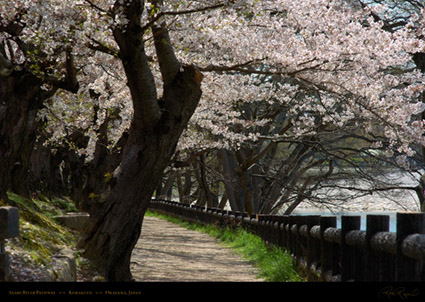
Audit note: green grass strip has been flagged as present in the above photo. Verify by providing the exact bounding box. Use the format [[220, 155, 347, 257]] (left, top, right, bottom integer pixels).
[[145, 210, 303, 282]]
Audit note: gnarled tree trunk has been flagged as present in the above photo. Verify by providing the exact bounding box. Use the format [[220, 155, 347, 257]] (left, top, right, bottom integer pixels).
[[82, 65, 202, 281], [0, 71, 56, 203], [80, 0, 203, 281], [1, 19, 78, 203]]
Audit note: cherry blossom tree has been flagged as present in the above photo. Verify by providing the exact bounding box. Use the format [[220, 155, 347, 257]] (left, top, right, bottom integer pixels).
[[1, 0, 204, 281], [0, 0, 82, 204], [177, 0, 425, 153], [1, 0, 425, 281], [166, 0, 425, 214], [354, 0, 425, 211]]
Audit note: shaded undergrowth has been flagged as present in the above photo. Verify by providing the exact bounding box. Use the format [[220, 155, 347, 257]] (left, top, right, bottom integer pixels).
[[1, 193, 100, 281], [2, 193, 77, 266]]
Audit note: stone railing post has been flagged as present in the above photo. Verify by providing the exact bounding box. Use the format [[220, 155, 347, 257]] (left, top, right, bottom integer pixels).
[[0, 207, 19, 281]]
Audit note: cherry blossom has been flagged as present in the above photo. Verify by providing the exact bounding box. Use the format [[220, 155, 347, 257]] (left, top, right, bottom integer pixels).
[[2, 0, 425, 163], [3, 0, 425, 282], [169, 0, 425, 159]]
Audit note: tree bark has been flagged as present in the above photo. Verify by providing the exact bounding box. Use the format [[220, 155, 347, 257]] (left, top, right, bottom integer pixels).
[[81, 65, 202, 280], [80, 1, 203, 280], [220, 149, 245, 211], [1, 18, 78, 202], [0, 70, 57, 203], [159, 170, 177, 199]]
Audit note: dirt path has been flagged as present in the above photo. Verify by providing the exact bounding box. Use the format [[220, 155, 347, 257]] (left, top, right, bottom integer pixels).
[[130, 216, 263, 282]]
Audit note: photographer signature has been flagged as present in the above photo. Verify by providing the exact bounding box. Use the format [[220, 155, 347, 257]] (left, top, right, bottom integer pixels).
[[379, 286, 420, 300]]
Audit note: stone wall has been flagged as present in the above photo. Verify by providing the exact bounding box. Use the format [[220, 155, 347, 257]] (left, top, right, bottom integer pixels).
[[55, 212, 90, 232], [50, 248, 77, 281]]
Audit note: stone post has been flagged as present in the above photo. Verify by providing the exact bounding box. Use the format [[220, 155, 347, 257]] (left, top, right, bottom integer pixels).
[[0, 207, 19, 281]]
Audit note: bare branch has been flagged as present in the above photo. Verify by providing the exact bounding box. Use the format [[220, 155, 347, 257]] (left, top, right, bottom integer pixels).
[[86, 36, 120, 58], [141, 3, 226, 32], [318, 183, 418, 193], [83, 0, 110, 15], [0, 51, 12, 76]]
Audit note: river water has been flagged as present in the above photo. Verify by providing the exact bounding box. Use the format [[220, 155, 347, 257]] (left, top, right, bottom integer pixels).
[[285, 171, 422, 232], [292, 211, 399, 232]]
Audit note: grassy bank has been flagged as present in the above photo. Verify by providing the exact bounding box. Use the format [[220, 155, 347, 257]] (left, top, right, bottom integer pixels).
[[146, 210, 303, 282], [1, 193, 100, 281]]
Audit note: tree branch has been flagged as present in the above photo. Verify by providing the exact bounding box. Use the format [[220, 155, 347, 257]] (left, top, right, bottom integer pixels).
[[112, 0, 160, 127], [141, 3, 226, 32], [86, 36, 120, 58], [43, 49, 79, 93], [84, 0, 110, 15], [149, 0, 180, 87], [0, 50, 12, 77], [318, 183, 418, 193]]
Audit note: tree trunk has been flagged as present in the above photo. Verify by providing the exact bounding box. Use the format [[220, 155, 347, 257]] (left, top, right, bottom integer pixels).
[[182, 169, 193, 204], [413, 52, 425, 212], [79, 0, 204, 281], [220, 149, 245, 211], [1, 18, 78, 202], [81, 65, 203, 281], [159, 170, 177, 199], [0, 71, 56, 203]]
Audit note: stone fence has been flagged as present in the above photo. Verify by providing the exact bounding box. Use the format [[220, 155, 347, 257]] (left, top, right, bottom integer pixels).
[[0, 207, 80, 282], [0, 207, 19, 281]]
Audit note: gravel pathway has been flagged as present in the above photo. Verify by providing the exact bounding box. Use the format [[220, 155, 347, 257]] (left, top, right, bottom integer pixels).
[[130, 216, 263, 282]]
